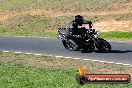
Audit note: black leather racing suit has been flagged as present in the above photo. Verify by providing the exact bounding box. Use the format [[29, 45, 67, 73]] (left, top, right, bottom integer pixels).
[[68, 20, 92, 36], [68, 20, 79, 36]]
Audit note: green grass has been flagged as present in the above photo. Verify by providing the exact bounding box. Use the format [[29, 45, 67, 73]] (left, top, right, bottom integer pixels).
[[0, 62, 77, 88], [100, 32, 132, 40], [0, 62, 131, 88], [0, 52, 132, 88]]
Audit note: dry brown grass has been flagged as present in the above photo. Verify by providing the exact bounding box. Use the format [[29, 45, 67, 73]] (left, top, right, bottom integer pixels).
[[0, 1, 131, 34], [0, 6, 132, 32], [94, 20, 132, 32], [0, 7, 132, 32], [0, 7, 131, 20]]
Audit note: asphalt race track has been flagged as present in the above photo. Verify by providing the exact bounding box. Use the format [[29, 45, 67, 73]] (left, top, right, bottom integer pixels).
[[0, 36, 132, 65]]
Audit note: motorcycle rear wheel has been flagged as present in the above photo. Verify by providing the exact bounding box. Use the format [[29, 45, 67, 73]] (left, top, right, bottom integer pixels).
[[67, 39, 79, 51], [62, 40, 68, 49]]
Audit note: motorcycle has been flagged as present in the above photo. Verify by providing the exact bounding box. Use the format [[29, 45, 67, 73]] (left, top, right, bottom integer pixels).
[[58, 27, 111, 53]]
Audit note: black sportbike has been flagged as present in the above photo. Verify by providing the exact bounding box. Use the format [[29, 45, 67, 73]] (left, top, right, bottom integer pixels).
[[58, 27, 111, 53]]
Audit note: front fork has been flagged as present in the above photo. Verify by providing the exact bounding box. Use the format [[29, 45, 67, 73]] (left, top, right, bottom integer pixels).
[[92, 38, 101, 49]]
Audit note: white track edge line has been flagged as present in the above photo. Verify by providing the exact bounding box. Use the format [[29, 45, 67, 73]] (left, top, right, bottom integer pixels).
[[55, 56, 63, 58], [1, 50, 132, 66], [83, 59, 90, 60], [122, 64, 131, 66], [2, 51, 9, 53], [14, 52, 22, 54], [106, 62, 114, 64], [45, 55, 53, 57], [64, 57, 72, 59], [34, 54, 42, 56], [73, 58, 81, 60], [91, 60, 99, 62], [98, 61, 106, 63], [25, 53, 33, 55], [115, 63, 123, 65]]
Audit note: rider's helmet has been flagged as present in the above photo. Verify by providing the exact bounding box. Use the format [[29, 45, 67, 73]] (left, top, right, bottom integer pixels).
[[75, 15, 83, 26]]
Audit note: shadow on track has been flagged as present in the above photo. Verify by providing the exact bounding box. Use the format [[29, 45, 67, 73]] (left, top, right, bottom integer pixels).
[[110, 50, 132, 53], [81, 50, 132, 53]]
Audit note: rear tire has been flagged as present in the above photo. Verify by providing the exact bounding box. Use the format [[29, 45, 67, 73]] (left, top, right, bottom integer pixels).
[[62, 40, 68, 49], [67, 39, 79, 51]]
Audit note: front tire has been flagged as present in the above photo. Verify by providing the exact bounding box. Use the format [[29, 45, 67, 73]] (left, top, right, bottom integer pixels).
[[97, 38, 111, 53]]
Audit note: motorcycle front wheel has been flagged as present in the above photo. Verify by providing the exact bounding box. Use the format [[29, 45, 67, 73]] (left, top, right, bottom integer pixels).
[[97, 38, 111, 53]]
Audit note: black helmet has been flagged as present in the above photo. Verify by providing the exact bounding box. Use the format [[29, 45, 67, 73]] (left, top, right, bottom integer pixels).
[[75, 15, 83, 22], [75, 15, 83, 26]]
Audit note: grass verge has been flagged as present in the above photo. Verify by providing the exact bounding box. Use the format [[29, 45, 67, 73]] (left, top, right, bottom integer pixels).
[[100, 32, 132, 40], [0, 52, 132, 88]]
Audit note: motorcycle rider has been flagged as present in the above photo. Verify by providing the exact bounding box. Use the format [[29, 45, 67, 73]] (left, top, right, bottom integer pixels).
[[68, 15, 93, 36], [68, 15, 93, 52]]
